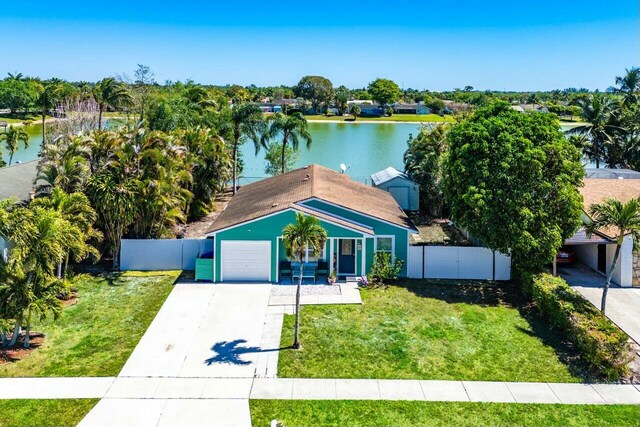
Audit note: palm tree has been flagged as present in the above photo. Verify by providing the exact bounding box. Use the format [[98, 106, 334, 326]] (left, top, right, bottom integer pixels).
[[0, 125, 29, 165], [282, 213, 327, 349], [93, 77, 133, 130], [85, 172, 136, 269], [565, 95, 622, 168], [31, 188, 101, 277], [586, 198, 640, 314], [261, 112, 311, 174], [351, 105, 361, 121], [36, 82, 61, 143], [222, 103, 265, 194], [615, 67, 640, 105]]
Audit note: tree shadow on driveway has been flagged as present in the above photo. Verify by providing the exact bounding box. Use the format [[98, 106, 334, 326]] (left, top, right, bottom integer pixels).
[[204, 339, 287, 366]]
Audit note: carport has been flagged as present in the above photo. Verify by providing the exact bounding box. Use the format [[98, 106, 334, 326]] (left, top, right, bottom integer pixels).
[[554, 227, 633, 287]]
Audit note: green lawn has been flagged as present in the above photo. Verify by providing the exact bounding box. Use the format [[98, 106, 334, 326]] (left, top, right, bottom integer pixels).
[[250, 400, 640, 427], [279, 281, 584, 382], [304, 114, 454, 123], [0, 270, 180, 377], [0, 399, 98, 427], [0, 114, 52, 125]]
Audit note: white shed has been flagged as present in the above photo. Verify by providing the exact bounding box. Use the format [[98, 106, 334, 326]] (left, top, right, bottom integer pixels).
[[370, 167, 420, 211]]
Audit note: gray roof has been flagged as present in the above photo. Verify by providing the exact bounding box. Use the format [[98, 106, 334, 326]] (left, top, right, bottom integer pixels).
[[0, 161, 39, 202], [585, 168, 640, 179], [371, 166, 413, 185]]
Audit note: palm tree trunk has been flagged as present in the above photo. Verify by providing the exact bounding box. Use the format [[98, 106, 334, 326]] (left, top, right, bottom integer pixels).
[[232, 141, 238, 195], [602, 242, 621, 314], [281, 135, 288, 175], [8, 152, 13, 166], [57, 262, 62, 278], [293, 256, 303, 349], [9, 321, 21, 347], [42, 109, 47, 144], [23, 308, 32, 348], [113, 238, 120, 270], [98, 106, 103, 131]]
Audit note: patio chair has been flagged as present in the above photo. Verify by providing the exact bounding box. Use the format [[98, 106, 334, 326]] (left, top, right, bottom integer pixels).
[[292, 262, 317, 284], [316, 260, 330, 280], [279, 261, 293, 283]]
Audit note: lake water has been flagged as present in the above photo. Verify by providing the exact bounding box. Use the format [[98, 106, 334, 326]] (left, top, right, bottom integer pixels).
[[3, 122, 581, 182]]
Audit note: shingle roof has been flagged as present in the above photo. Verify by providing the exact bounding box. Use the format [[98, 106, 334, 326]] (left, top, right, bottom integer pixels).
[[370, 167, 412, 186], [580, 178, 640, 238], [0, 161, 39, 202], [585, 168, 640, 179], [207, 164, 416, 234]]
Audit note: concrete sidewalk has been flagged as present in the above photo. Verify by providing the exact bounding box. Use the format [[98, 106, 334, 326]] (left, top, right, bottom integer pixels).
[[2, 376, 640, 405], [250, 378, 640, 405]]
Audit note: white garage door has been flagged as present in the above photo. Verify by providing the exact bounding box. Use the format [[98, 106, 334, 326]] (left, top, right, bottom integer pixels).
[[221, 240, 271, 282]]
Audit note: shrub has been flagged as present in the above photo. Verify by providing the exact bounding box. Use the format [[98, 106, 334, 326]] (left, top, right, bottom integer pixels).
[[523, 273, 631, 380], [369, 252, 404, 284]]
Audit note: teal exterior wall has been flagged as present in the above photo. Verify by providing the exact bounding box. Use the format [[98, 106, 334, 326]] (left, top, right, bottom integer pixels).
[[213, 209, 364, 282], [300, 199, 410, 276]]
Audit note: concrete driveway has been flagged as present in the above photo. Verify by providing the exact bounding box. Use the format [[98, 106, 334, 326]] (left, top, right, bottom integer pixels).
[[119, 283, 273, 378], [81, 283, 274, 427], [559, 263, 640, 345]]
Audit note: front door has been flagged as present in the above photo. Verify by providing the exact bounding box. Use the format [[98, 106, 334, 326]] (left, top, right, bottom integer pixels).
[[338, 239, 356, 275], [597, 244, 607, 273]]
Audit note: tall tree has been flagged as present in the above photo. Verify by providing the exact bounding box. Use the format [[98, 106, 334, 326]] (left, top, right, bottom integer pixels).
[[85, 172, 136, 269], [404, 124, 450, 216], [222, 103, 265, 194], [0, 125, 29, 165], [264, 141, 299, 176], [615, 67, 640, 105], [334, 85, 350, 116], [294, 76, 334, 114], [36, 82, 61, 143], [31, 188, 101, 277], [134, 64, 156, 123], [262, 112, 311, 174], [586, 199, 640, 314], [566, 95, 622, 168], [93, 77, 133, 130], [444, 101, 584, 273], [282, 213, 327, 349], [368, 78, 401, 107]]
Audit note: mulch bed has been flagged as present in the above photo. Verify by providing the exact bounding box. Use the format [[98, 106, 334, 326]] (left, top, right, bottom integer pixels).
[[0, 333, 45, 364]]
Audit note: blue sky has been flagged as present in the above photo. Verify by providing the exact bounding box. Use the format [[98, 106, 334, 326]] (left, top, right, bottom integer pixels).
[[2, 1, 637, 90]]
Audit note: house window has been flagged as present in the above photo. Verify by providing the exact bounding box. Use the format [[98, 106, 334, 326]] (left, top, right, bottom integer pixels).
[[286, 242, 325, 263], [376, 237, 393, 256]]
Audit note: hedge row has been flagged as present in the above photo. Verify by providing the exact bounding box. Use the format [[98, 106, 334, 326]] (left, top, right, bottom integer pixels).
[[522, 273, 632, 381]]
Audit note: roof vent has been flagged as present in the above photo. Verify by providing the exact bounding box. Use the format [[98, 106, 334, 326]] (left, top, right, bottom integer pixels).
[[303, 174, 310, 181], [272, 202, 279, 207]]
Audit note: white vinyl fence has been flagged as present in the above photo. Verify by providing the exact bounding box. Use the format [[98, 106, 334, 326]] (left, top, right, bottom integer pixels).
[[407, 246, 511, 280], [120, 239, 213, 271]]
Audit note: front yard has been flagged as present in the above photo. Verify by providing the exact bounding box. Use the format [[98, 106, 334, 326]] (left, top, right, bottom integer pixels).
[[0, 399, 98, 427], [279, 281, 584, 382], [0, 271, 180, 377], [250, 400, 640, 427]]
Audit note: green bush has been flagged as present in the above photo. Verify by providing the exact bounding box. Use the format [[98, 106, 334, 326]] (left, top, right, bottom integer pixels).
[[523, 273, 631, 380], [369, 251, 404, 284]]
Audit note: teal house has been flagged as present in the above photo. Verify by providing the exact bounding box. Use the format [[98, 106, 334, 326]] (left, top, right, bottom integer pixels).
[[205, 165, 417, 283]]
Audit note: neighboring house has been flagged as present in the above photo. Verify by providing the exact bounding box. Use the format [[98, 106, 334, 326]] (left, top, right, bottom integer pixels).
[[205, 164, 417, 283], [392, 103, 430, 115], [511, 105, 525, 113], [562, 169, 640, 287], [350, 103, 384, 117], [257, 103, 283, 113], [520, 103, 549, 113], [371, 167, 420, 211], [0, 160, 40, 260], [442, 100, 471, 114]]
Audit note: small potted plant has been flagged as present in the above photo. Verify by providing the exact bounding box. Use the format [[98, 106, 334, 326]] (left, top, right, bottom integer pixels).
[[327, 270, 337, 285]]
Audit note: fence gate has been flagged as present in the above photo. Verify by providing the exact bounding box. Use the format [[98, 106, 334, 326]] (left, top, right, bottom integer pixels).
[[408, 245, 511, 280], [120, 239, 213, 271]]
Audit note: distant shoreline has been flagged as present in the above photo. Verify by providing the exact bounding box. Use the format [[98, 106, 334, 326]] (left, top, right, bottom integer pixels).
[[307, 119, 439, 124]]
